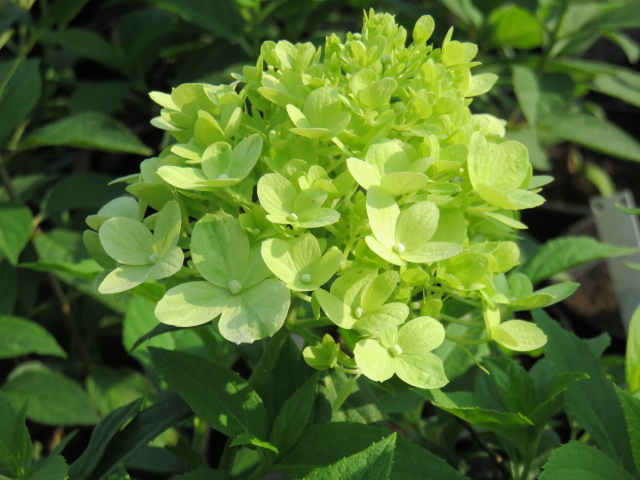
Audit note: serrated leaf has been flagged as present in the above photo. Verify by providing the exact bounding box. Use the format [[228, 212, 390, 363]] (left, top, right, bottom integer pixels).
[[535, 310, 636, 473], [269, 373, 319, 456], [539, 442, 636, 480], [303, 434, 396, 480], [0, 315, 66, 358], [0, 392, 32, 478], [615, 387, 640, 473], [521, 236, 636, 284], [627, 305, 640, 394], [149, 348, 268, 439], [26, 112, 152, 155]]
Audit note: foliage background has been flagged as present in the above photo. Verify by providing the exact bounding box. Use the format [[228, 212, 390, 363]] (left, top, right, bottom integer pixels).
[[1, 0, 640, 479]]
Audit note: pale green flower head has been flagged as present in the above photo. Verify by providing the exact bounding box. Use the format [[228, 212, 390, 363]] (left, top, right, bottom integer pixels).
[[88, 10, 552, 386]]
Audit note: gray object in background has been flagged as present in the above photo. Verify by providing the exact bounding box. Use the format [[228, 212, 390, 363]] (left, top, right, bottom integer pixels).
[[591, 190, 640, 332]]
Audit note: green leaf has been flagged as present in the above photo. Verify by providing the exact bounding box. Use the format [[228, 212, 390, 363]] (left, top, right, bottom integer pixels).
[[489, 4, 542, 49], [282, 422, 470, 480], [628, 305, 640, 394], [0, 315, 66, 358], [89, 393, 192, 480], [521, 236, 636, 284], [45, 29, 119, 69], [3, 370, 100, 425], [30, 455, 68, 480], [50, 0, 90, 26], [0, 59, 42, 143], [539, 442, 636, 480], [229, 433, 278, 454], [535, 311, 637, 473], [592, 73, 640, 109], [153, 0, 244, 40], [149, 348, 268, 439], [483, 356, 535, 414], [303, 434, 396, 480], [513, 65, 540, 126], [26, 112, 152, 155], [269, 373, 319, 457], [44, 173, 126, 218], [68, 398, 143, 480], [421, 389, 534, 442], [85, 368, 154, 416], [172, 469, 233, 480], [0, 202, 33, 266], [616, 387, 640, 473], [539, 113, 640, 163], [0, 391, 32, 479]]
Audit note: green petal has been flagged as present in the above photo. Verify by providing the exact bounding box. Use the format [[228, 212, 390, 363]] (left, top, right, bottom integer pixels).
[[330, 267, 378, 307], [147, 245, 184, 280], [201, 142, 232, 179], [86, 196, 138, 230], [292, 247, 341, 291], [395, 201, 439, 250], [396, 352, 448, 389], [356, 303, 409, 332], [491, 320, 547, 352], [297, 208, 340, 228], [99, 217, 153, 265], [98, 264, 150, 294], [346, 157, 380, 190], [257, 173, 297, 217], [361, 270, 398, 310], [153, 200, 181, 256], [229, 134, 263, 180], [402, 242, 462, 264], [380, 172, 428, 195], [219, 279, 290, 344], [240, 244, 272, 288], [366, 187, 399, 249], [365, 236, 405, 266], [155, 281, 229, 327], [293, 188, 327, 219], [397, 316, 445, 353], [191, 213, 249, 287], [315, 289, 356, 329], [354, 339, 395, 382], [157, 166, 209, 190]]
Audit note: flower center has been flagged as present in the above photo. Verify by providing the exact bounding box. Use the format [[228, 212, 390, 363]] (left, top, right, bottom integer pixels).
[[392, 243, 406, 254], [227, 280, 243, 295], [354, 307, 364, 319], [147, 252, 159, 264], [388, 344, 403, 358], [286, 213, 299, 222], [217, 173, 229, 179], [300, 273, 312, 284]]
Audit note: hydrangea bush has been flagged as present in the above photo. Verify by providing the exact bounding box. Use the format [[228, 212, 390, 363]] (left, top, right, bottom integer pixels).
[[85, 11, 572, 389]]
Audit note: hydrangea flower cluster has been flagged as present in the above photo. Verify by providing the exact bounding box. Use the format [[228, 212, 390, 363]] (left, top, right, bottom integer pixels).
[[86, 11, 565, 389]]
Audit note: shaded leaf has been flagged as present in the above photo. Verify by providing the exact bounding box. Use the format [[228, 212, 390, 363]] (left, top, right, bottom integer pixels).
[[0, 315, 66, 358]]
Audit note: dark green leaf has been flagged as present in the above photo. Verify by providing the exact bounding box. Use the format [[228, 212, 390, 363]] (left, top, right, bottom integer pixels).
[[483, 357, 535, 414], [42, 174, 125, 219], [282, 423, 470, 480], [0, 315, 66, 358], [229, 433, 278, 454], [270, 373, 319, 456], [535, 311, 637, 474], [45, 29, 119, 69], [512, 65, 540, 126], [69, 81, 129, 115], [173, 469, 233, 480], [0, 261, 16, 314], [539, 442, 636, 480], [2, 370, 100, 426], [303, 434, 396, 480], [85, 367, 155, 416], [539, 113, 640, 163], [0, 392, 32, 478], [26, 112, 152, 155], [29, 455, 67, 480], [0, 59, 41, 143], [616, 387, 640, 472], [129, 323, 184, 353], [69, 398, 143, 480], [90, 393, 192, 480], [0, 202, 33, 266], [153, 0, 244, 39], [149, 348, 268, 439], [49, 0, 90, 26], [520, 236, 636, 284]]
